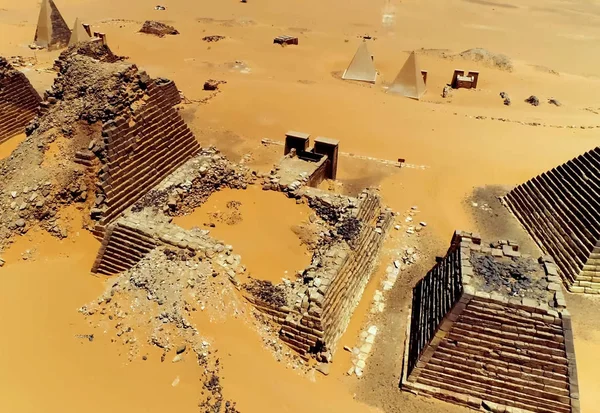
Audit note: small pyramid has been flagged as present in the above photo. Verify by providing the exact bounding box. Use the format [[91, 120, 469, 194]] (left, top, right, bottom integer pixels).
[[68, 18, 91, 46], [34, 0, 71, 50], [388, 51, 426, 100], [342, 42, 377, 83]]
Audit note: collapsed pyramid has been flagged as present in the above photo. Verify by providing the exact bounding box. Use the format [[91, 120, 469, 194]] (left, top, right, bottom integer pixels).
[[34, 0, 71, 50], [68, 18, 91, 46], [342, 42, 377, 83], [388, 51, 426, 100], [0, 57, 41, 143], [503, 147, 600, 294], [401, 231, 579, 413]]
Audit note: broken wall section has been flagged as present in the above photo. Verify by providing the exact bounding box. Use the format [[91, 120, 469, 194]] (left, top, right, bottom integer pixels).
[[248, 189, 394, 360], [0, 57, 41, 143]]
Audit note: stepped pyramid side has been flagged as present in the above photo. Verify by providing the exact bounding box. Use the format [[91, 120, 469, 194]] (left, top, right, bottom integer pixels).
[[503, 147, 600, 294], [34, 0, 71, 50], [401, 231, 580, 413], [0, 57, 41, 143]]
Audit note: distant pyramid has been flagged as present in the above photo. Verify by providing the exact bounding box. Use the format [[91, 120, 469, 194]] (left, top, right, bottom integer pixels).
[[34, 0, 71, 50], [68, 18, 91, 46], [388, 51, 426, 100], [342, 42, 377, 83]]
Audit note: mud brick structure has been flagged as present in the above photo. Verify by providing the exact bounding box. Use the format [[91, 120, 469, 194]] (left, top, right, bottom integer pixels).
[[503, 147, 600, 294], [0, 58, 41, 143], [451, 70, 480, 89], [248, 188, 394, 360], [401, 230, 579, 413]]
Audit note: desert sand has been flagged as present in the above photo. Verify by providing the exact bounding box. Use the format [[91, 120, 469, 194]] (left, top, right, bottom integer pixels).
[[0, 0, 599, 412]]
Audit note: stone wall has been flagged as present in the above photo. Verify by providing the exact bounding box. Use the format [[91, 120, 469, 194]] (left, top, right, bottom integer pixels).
[[274, 190, 394, 359], [0, 58, 41, 143], [406, 244, 462, 376], [93, 80, 200, 236], [503, 146, 600, 294]]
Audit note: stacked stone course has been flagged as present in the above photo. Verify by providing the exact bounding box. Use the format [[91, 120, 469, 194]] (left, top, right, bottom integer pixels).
[[503, 147, 600, 294], [93, 78, 199, 236], [0, 58, 41, 143], [402, 231, 579, 413]]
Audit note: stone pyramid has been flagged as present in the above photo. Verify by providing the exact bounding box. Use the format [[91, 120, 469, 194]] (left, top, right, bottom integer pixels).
[[388, 51, 426, 100], [503, 146, 600, 294], [402, 231, 579, 413], [34, 0, 71, 50], [68, 18, 91, 46], [342, 42, 377, 83]]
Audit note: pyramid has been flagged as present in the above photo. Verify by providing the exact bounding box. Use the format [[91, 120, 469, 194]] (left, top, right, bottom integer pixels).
[[402, 231, 580, 413], [34, 0, 71, 50], [503, 146, 600, 294], [68, 18, 91, 46], [388, 51, 426, 99], [342, 42, 377, 83]]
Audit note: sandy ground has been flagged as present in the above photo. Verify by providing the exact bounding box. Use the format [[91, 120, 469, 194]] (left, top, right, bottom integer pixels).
[[1, 0, 599, 412]]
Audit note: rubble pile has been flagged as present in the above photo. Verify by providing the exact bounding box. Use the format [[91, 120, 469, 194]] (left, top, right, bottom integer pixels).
[[80, 247, 241, 412], [139, 21, 180, 37], [132, 149, 256, 216]]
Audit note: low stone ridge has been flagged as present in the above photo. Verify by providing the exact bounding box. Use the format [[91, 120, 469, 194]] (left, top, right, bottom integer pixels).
[[139, 21, 180, 37], [0, 57, 41, 143], [503, 146, 600, 294], [401, 230, 580, 413]]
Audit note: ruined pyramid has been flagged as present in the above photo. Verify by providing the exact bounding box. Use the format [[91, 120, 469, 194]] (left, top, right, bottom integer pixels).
[[402, 230, 579, 413], [68, 18, 91, 46], [388, 51, 426, 100], [0, 57, 41, 143], [503, 146, 600, 294], [342, 42, 377, 83], [34, 0, 71, 50]]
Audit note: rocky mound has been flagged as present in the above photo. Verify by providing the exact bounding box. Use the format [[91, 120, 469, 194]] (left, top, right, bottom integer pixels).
[[139, 21, 180, 37]]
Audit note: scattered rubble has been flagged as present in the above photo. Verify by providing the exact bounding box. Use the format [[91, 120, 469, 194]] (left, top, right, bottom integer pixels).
[[548, 98, 562, 107]]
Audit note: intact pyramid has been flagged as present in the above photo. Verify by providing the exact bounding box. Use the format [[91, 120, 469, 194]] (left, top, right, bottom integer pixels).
[[388, 51, 426, 99], [503, 146, 600, 294], [34, 0, 71, 50], [68, 18, 91, 46], [342, 42, 377, 83]]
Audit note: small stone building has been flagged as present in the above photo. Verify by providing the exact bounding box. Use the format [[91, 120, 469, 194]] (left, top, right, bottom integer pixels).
[[503, 146, 600, 294], [401, 230, 579, 413]]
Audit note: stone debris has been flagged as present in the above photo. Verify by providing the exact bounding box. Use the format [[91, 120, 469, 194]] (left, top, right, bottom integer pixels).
[[202, 35, 226, 42], [442, 85, 452, 98], [548, 98, 562, 106], [525, 95, 540, 106], [139, 21, 180, 37], [204, 79, 227, 91]]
